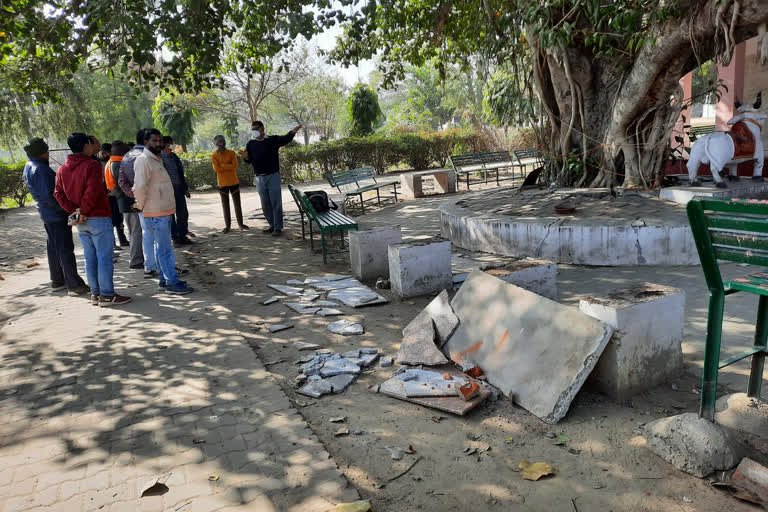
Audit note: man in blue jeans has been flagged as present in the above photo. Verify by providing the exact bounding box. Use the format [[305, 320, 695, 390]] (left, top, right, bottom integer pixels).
[[133, 129, 193, 295], [22, 137, 90, 296], [54, 133, 132, 307], [240, 120, 302, 236]]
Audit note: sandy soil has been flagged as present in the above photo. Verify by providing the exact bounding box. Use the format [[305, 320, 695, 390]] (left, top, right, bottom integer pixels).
[[1, 186, 764, 512]]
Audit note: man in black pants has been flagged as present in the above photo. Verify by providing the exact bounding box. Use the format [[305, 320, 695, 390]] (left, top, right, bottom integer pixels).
[[161, 136, 193, 245], [22, 137, 90, 295]]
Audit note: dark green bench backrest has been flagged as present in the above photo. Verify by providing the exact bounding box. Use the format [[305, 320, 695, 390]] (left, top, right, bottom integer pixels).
[[449, 154, 483, 170], [287, 184, 318, 220], [513, 149, 543, 164], [328, 166, 376, 188], [691, 125, 716, 136], [688, 198, 768, 291], [479, 151, 513, 164]]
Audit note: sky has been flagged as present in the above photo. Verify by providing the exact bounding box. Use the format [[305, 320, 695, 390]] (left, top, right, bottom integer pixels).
[[309, 21, 376, 87]]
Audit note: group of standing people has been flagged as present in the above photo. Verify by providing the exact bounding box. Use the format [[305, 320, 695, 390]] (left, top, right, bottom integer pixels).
[[22, 120, 302, 308]]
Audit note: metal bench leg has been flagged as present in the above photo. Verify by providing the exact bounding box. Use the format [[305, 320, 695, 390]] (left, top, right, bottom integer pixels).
[[496, 169, 500, 186], [466, 173, 470, 190], [393, 184, 398, 202], [748, 295, 768, 398], [300, 211, 306, 240], [309, 220, 315, 252], [700, 290, 725, 421], [321, 231, 327, 264], [359, 194, 364, 214], [376, 188, 381, 205]]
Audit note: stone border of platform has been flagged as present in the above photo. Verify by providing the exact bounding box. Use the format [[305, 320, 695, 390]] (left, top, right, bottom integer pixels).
[[660, 179, 768, 204], [439, 193, 700, 266]]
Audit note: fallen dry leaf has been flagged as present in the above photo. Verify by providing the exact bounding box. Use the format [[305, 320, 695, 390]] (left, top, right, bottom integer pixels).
[[518, 460, 555, 481], [334, 427, 349, 437]]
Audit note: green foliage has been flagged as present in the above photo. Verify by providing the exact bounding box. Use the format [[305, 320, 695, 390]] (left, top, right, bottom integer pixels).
[[153, 93, 197, 147], [347, 84, 383, 137], [484, 66, 537, 126], [0, 161, 29, 208]]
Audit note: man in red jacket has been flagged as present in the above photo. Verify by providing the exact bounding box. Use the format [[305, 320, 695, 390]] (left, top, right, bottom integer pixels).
[[54, 133, 132, 307]]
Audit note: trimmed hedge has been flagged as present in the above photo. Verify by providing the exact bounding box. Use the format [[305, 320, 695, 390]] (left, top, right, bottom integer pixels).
[[0, 162, 29, 208], [181, 153, 254, 190]]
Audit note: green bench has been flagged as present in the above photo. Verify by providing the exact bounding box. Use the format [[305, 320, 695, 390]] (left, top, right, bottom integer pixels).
[[687, 198, 768, 420], [287, 184, 358, 264], [450, 149, 542, 190], [327, 166, 399, 214], [690, 125, 716, 138]]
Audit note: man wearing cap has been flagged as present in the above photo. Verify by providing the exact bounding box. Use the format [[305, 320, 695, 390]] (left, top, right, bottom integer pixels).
[[22, 137, 90, 296]]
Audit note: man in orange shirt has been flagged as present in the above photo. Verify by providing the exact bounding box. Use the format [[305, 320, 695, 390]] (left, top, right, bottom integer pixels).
[[211, 135, 248, 233]]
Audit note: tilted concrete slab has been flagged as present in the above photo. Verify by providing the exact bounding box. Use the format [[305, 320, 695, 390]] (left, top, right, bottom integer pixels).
[[444, 270, 613, 424], [402, 289, 459, 348]]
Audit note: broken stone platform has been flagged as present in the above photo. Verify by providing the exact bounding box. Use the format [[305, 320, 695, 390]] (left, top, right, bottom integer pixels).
[[659, 178, 768, 205], [440, 186, 700, 266]]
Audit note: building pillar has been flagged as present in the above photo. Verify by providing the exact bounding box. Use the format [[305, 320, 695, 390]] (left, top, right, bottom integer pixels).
[[716, 42, 746, 130]]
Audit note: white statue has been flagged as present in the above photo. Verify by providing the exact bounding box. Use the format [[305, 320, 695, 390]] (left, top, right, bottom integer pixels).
[[687, 92, 766, 188]]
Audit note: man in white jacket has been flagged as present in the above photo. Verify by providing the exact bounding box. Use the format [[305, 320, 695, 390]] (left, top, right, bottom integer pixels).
[[133, 129, 193, 295]]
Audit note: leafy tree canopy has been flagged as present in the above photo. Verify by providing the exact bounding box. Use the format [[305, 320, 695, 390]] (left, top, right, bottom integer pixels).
[[347, 83, 383, 136]]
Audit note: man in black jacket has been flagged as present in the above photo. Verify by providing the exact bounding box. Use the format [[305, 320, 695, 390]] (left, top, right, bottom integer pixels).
[[117, 129, 150, 270], [240, 120, 301, 236]]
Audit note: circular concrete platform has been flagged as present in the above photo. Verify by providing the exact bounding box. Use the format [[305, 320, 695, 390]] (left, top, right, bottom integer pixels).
[[439, 187, 700, 266]]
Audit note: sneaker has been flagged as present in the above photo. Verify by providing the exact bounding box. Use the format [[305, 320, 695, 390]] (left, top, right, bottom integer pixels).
[[99, 294, 132, 307], [51, 283, 67, 292], [221, 227, 231, 234], [158, 279, 166, 289], [166, 282, 194, 295], [271, 230, 282, 237], [144, 270, 158, 279], [91, 294, 100, 306], [129, 263, 144, 269], [238, 224, 250, 230], [68, 285, 91, 296], [262, 227, 274, 233]]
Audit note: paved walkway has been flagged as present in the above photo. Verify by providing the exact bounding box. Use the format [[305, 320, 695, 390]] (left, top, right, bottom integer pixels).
[[0, 253, 357, 511]]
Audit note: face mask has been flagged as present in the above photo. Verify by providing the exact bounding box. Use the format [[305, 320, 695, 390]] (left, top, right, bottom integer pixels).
[[169, 144, 176, 150], [252, 130, 261, 138]]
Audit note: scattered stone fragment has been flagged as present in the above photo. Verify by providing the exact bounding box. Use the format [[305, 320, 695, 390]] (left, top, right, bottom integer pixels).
[[334, 427, 349, 436], [309, 278, 362, 291], [352, 429, 363, 435], [265, 324, 293, 333], [263, 296, 280, 305], [329, 320, 365, 336], [313, 300, 341, 307], [385, 446, 404, 460], [342, 350, 361, 359], [369, 384, 380, 393], [319, 360, 362, 377], [358, 352, 380, 367], [317, 308, 344, 317], [731, 458, 768, 506], [329, 500, 371, 512], [403, 290, 459, 347], [328, 286, 389, 307], [380, 356, 393, 368], [360, 348, 378, 354], [298, 293, 320, 302], [327, 373, 357, 393], [459, 382, 481, 401], [297, 379, 334, 398], [396, 314, 448, 366], [294, 341, 322, 351], [267, 284, 304, 296], [330, 417, 346, 423], [286, 279, 305, 286], [284, 302, 321, 314], [304, 274, 352, 284]]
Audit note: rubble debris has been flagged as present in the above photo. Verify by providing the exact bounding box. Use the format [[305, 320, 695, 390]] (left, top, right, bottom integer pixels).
[[445, 270, 613, 424], [378, 367, 490, 416], [396, 313, 449, 366], [459, 382, 481, 401], [330, 417, 346, 423], [298, 292, 320, 302], [286, 279, 305, 285], [316, 308, 344, 317], [265, 324, 293, 333], [643, 413, 741, 477], [731, 458, 768, 506], [263, 296, 280, 305], [334, 427, 350, 436], [385, 446, 404, 460], [330, 500, 371, 512], [294, 349, 378, 398], [329, 320, 365, 335], [284, 302, 321, 314], [267, 284, 304, 296], [403, 290, 459, 347], [312, 300, 341, 307], [294, 342, 321, 351], [328, 285, 388, 307], [380, 356, 393, 367], [464, 366, 484, 378], [309, 278, 362, 291], [304, 274, 352, 284]]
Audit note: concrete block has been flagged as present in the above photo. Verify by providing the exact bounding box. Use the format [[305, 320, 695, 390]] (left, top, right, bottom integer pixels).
[[732, 458, 768, 504], [481, 259, 558, 301], [389, 238, 452, 299], [444, 270, 612, 424], [400, 174, 423, 199], [579, 282, 684, 400], [349, 227, 403, 282], [400, 170, 457, 199], [715, 393, 768, 439]]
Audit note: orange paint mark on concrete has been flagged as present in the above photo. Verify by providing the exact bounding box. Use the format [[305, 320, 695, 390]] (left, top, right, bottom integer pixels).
[[495, 329, 510, 351], [460, 340, 483, 359]]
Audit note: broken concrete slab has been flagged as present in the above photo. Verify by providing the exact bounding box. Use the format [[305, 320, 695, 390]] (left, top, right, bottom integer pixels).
[[358, 352, 379, 367], [342, 350, 361, 359], [319, 360, 362, 377], [396, 314, 449, 366], [294, 342, 322, 351], [327, 374, 357, 394], [298, 293, 320, 302], [304, 274, 352, 284], [379, 366, 489, 416], [309, 278, 362, 291], [403, 289, 458, 348], [328, 320, 365, 336], [316, 308, 344, 317], [265, 324, 293, 333], [715, 393, 768, 439], [313, 300, 341, 307], [644, 413, 742, 477], [399, 369, 466, 397], [263, 296, 280, 305], [380, 356, 393, 368], [297, 379, 334, 398], [444, 270, 613, 424], [286, 279, 305, 286], [328, 286, 388, 308], [267, 284, 304, 296], [284, 302, 321, 315], [360, 348, 378, 354]]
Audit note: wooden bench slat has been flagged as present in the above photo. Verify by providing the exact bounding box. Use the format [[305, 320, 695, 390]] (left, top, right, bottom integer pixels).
[[701, 199, 768, 216], [710, 231, 768, 251], [706, 214, 768, 233]]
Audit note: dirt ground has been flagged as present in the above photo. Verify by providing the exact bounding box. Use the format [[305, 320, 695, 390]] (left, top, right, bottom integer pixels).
[[1, 185, 765, 511]]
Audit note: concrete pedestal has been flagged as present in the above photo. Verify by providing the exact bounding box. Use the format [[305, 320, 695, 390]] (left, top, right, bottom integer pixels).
[[579, 282, 685, 400], [389, 238, 452, 298], [400, 170, 457, 199], [467, 259, 557, 300], [349, 227, 402, 282]]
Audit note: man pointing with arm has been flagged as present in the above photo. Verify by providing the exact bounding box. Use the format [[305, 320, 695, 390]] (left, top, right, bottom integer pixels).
[[240, 120, 302, 236]]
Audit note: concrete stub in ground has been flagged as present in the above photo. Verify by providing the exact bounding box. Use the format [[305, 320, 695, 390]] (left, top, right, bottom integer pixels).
[[579, 282, 684, 400], [644, 413, 741, 477], [389, 238, 452, 298], [715, 393, 768, 439], [482, 259, 558, 300], [349, 227, 402, 282]]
